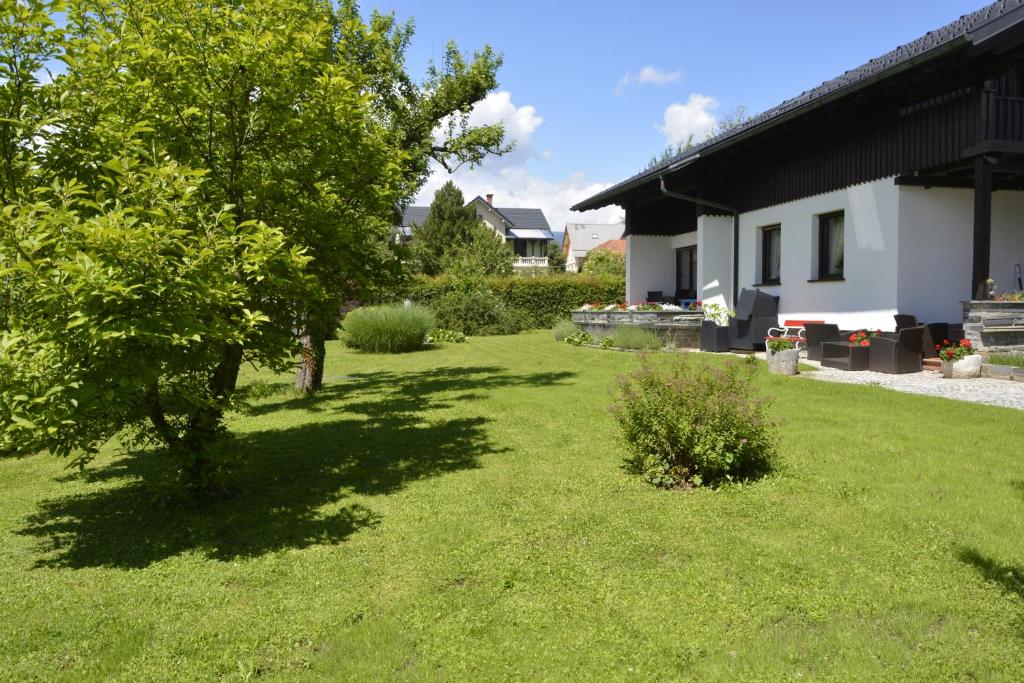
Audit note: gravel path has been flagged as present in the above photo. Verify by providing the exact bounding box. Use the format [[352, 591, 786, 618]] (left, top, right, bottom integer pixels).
[[795, 360, 1024, 411]]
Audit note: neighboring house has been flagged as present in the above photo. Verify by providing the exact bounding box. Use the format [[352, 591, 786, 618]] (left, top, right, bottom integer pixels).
[[399, 194, 555, 268], [561, 223, 625, 272], [572, 0, 1024, 330], [593, 239, 626, 256]]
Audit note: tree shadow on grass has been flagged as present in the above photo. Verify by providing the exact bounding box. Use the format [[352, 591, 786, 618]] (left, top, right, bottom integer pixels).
[[17, 366, 575, 569], [957, 548, 1024, 600]]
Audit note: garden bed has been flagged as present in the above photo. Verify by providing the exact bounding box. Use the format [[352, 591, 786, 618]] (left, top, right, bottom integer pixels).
[[570, 310, 704, 348]]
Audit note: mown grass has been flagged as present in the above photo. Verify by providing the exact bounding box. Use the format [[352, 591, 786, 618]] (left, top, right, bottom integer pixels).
[[989, 353, 1024, 369], [1, 331, 1023, 681]]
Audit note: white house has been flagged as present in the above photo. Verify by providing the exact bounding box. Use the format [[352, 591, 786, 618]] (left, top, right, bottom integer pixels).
[[562, 222, 625, 272], [399, 194, 556, 268], [572, 0, 1024, 331]]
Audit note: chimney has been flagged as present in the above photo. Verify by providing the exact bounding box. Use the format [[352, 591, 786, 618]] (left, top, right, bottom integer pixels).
[[485, 193, 494, 206]]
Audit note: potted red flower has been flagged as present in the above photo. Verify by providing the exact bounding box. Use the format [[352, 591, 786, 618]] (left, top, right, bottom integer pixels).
[[936, 338, 981, 378], [847, 329, 878, 347]]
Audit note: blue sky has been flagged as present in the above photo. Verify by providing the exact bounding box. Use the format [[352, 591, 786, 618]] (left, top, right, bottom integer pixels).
[[369, 0, 989, 229]]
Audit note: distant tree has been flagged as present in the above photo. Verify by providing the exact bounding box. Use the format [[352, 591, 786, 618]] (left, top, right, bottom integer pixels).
[[546, 241, 566, 273], [442, 222, 514, 278], [581, 249, 626, 278], [714, 105, 751, 135], [643, 105, 751, 171], [410, 181, 483, 275], [645, 135, 695, 171]]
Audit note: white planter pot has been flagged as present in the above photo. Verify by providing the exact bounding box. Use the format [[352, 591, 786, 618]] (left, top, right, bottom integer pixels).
[[767, 348, 800, 376], [941, 354, 982, 379]]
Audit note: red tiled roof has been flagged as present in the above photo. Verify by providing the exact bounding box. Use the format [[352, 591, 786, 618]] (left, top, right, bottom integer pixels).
[[594, 239, 626, 255]]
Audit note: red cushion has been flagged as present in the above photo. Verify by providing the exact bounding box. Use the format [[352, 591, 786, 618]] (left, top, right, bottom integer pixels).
[[781, 319, 825, 327]]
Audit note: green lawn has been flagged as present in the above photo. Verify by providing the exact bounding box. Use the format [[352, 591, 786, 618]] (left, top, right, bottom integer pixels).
[[1, 331, 1023, 681], [989, 353, 1024, 369]]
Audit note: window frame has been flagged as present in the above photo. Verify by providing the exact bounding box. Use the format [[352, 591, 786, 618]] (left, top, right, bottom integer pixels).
[[675, 245, 697, 300], [759, 224, 782, 285]]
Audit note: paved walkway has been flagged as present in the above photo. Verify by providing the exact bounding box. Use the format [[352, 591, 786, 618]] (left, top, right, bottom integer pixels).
[[792, 359, 1024, 411]]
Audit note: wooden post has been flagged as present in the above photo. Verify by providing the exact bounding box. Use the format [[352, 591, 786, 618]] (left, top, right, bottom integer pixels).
[[972, 155, 992, 300]]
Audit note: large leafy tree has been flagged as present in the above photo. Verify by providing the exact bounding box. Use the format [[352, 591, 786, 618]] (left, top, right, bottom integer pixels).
[[0, 0, 507, 487]]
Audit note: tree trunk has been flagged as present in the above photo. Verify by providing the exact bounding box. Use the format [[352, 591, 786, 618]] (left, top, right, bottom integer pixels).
[[146, 343, 244, 492], [295, 326, 326, 394]]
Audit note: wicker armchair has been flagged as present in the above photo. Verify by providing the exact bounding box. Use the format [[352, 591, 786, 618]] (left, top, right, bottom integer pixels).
[[868, 326, 925, 374], [893, 314, 964, 357], [803, 323, 843, 362], [728, 289, 779, 350]]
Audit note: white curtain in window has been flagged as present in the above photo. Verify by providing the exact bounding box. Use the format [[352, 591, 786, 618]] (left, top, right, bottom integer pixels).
[[827, 216, 844, 274], [768, 231, 781, 280]]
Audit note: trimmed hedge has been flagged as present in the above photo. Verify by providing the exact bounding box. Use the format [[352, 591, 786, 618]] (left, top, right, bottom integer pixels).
[[406, 274, 625, 328]]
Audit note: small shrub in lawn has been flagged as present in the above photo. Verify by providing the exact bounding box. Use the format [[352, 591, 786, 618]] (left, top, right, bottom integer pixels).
[[611, 355, 777, 488], [342, 304, 435, 353], [600, 336, 616, 349], [552, 320, 579, 342], [564, 331, 594, 346], [427, 328, 467, 344], [611, 326, 662, 351]]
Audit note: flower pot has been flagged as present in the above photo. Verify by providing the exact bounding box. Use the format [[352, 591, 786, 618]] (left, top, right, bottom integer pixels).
[[767, 348, 800, 375], [941, 354, 982, 379], [699, 320, 730, 352]]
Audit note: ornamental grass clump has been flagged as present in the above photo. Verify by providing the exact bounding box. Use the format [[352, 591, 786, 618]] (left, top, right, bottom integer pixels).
[[611, 355, 777, 488], [342, 305, 436, 353], [610, 326, 663, 351], [552, 320, 579, 342]]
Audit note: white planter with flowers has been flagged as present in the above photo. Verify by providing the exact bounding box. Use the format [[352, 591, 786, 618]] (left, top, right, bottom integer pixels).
[[765, 337, 799, 375], [937, 338, 981, 379]]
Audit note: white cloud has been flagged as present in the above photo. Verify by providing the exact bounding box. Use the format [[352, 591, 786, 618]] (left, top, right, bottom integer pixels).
[[417, 92, 622, 231], [616, 66, 682, 94], [659, 93, 719, 146]]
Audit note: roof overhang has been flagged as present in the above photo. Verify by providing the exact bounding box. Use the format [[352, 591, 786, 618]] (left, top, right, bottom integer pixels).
[[507, 228, 554, 240]]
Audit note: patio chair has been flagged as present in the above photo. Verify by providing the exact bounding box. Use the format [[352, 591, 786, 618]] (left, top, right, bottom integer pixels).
[[893, 314, 963, 357], [868, 326, 925, 374], [802, 323, 843, 362], [728, 288, 779, 350]]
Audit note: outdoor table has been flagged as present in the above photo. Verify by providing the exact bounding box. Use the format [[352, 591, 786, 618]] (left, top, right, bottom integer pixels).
[[820, 341, 870, 371]]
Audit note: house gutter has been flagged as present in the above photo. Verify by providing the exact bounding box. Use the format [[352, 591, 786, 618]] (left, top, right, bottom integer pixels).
[[658, 176, 740, 308]]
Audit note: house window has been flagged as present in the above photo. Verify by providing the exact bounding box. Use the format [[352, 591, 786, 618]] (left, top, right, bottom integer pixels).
[[675, 246, 697, 300], [817, 211, 844, 279], [760, 225, 781, 284]]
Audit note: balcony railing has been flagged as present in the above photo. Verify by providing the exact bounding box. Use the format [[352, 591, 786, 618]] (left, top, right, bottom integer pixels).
[[983, 92, 1024, 142], [513, 256, 548, 267]]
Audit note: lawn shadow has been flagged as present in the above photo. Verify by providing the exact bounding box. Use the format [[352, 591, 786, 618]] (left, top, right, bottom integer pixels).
[[957, 547, 1024, 600], [18, 366, 575, 569]]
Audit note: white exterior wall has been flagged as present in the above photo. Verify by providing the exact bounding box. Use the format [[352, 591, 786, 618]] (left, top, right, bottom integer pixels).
[[735, 178, 902, 330], [624, 178, 1023, 329], [898, 187, 1024, 323], [625, 235, 675, 304], [697, 215, 733, 310]]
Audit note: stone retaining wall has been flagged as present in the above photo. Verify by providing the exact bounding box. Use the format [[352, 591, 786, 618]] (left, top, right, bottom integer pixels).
[[962, 300, 1024, 352], [570, 310, 703, 349]]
